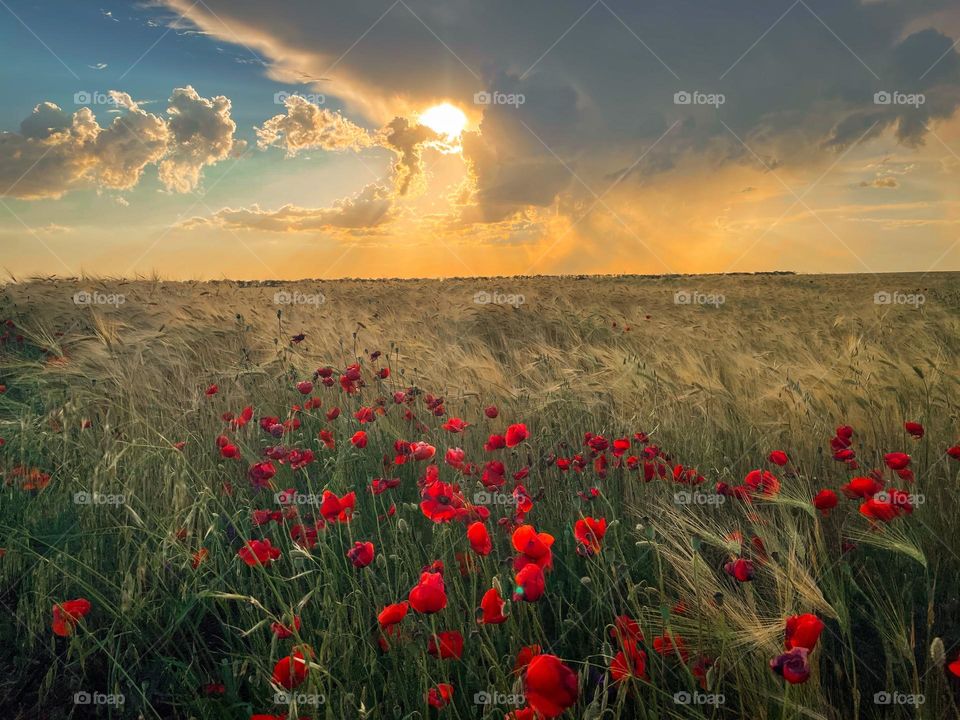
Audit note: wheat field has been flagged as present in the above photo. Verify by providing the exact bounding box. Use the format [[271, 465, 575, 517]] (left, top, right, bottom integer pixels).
[[1, 272, 959, 719]]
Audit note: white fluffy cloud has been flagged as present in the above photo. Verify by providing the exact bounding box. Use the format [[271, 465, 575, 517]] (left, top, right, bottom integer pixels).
[[255, 95, 373, 155], [0, 86, 235, 199]]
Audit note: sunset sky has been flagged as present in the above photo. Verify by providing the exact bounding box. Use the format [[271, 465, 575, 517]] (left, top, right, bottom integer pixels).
[[1, 0, 959, 279]]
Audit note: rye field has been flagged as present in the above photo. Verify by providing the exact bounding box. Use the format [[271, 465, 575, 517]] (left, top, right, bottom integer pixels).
[[1, 272, 959, 719]]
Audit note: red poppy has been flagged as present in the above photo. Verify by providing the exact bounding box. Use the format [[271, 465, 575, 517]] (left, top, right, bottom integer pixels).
[[478, 587, 508, 624], [320, 490, 356, 523], [812, 489, 838, 515], [573, 516, 607, 554], [610, 615, 643, 644], [238, 539, 281, 567], [652, 633, 688, 662], [410, 441, 436, 461], [205, 384, 219, 396], [409, 571, 447, 613], [191, 548, 209, 569], [272, 649, 309, 689], [52, 598, 91, 637], [948, 445, 960, 461], [505, 423, 530, 448], [347, 541, 375, 568], [524, 654, 579, 718], [484, 405, 499, 418], [884, 452, 911, 470], [724, 557, 755, 582], [467, 522, 492, 556], [219, 443, 240, 459], [514, 563, 546, 602], [610, 639, 647, 682], [318, 429, 335, 449], [768, 450, 789, 466], [514, 644, 542, 672], [859, 497, 902, 523], [427, 683, 454, 709], [350, 431, 367, 448], [785, 613, 824, 651], [420, 481, 465, 523], [948, 655, 960, 678], [295, 380, 313, 395], [445, 447, 465, 469], [442, 417, 469, 433], [378, 601, 409, 627], [744, 469, 780, 497], [770, 647, 810, 684], [512, 525, 554, 570], [427, 630, 464, 659], [841, 476, 883, 499], [904, 421, 924, 439], [325, 406, 341, 421], [484, 434, 506, 451], [271, 615, 301, 639]]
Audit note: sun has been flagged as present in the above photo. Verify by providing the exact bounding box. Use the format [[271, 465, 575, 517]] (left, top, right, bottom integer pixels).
[[418, 103, 468, 140]]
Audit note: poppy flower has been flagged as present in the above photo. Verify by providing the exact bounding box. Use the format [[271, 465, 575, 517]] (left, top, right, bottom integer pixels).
[[347, 541, 375, 568], [52, 598, 91, 637], [191, 548, 209, 569], [219, 443, 240, 459], [420, 481, 465, 523], [238, 539, 281, 567], [427, 630, 464, 659], [514, 644, 542, 672], [205, 384, 219, 396], [505, 423, 530, 448], [325, 406, 341, 421], [573, 516, 607, 554], [318, 429, 335, 449], [884, 452, 911, 470], [427, 683, 454, 709], [320, 490, 356, 523], [514, 563, 546, 602], [610, 639, 647, 682], [467, 522, 492, 556], [271, 615, 301, 639], [768, 450, 789, 466], [724, 557, 755, 582], [290, 523, 320, 549], [524, 654, 579, 718], [904, 421, 924, 439], [350, 431, 367, 448], [444, 447, 465, 469], [410, 441, 436, 461], [409, 571, 447, 613], [478, 587, 508, 624], [378, 601, 409, 627], [610, 615, 643, 645], [484, 405, 499, 418], [512, 525, 554, 570], [295, 381, 313, 395], [744, 469, 780, 497], [248, 461, 276, 490], [652, 633, 688, 662], [442, 417, 469, 433], [484, 434, 506, 451], [948, 655, 960, 678], [770, 647, 810, 684], [812, 489, 838, 515], [505, 710, 536, 720], [859, 497, 901, 523], [272, 649, 309, 689], [841, 476, 883, 499], [948, 445, 960, 461], [784, 613, 824, 651]]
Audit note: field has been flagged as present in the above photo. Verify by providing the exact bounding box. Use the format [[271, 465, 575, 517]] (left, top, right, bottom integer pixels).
[[1, 272, 960, 719]]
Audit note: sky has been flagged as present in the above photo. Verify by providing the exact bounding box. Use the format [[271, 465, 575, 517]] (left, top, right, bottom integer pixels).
[[1, 0, 959, 279]]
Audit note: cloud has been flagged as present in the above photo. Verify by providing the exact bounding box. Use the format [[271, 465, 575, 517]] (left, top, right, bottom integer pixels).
[[377, 117, 439, 196], [0, 87, 236, 199], [255, 95, 373, 155], [157, 86, 237, 193], [187, 183, 394, 232], [859, 176, 899, 188]]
